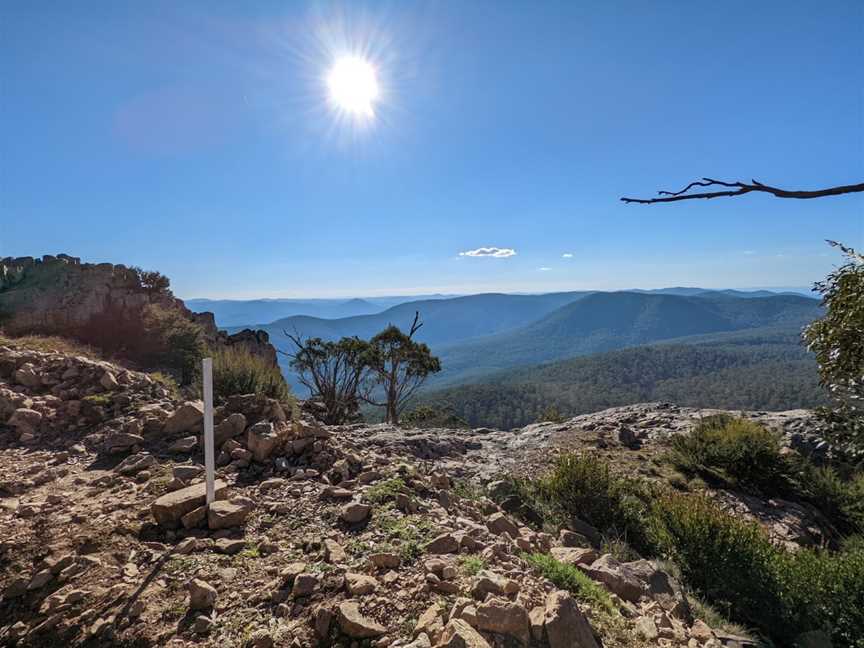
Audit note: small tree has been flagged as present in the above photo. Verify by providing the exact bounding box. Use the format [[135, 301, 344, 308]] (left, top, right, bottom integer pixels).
[[286, 334, 369, 425], [804, 241, 864, 457], [361, 312, 441, 424]]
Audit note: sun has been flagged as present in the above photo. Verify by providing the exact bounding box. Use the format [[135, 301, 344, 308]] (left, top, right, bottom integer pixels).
[[326, 56, 380, 118]]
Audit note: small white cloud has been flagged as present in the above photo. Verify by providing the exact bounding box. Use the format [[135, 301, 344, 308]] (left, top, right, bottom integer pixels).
[[538, 266, 551, 271], [458, 247, 517, 258], [743, 250, 756, 255], [561, 253, 574, 258]]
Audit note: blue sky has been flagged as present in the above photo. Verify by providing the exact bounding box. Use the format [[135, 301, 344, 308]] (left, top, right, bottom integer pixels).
[[2, 1, 862, 299]]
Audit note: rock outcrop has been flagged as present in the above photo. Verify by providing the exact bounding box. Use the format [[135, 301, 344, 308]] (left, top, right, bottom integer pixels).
[[0, 254, 277, 368]]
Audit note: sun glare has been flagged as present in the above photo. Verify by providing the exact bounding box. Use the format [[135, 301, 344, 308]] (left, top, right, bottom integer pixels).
[[327, 56, 380, 118]]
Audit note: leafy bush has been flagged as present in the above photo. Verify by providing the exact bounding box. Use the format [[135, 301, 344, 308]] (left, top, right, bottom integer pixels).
[[536, 453, 660, 555], [140, 304, 207, 384], [529, 452, 864, 646], [208, 346, 291, 403], [796, 463, 864, 535], [669, 415, 791, 494], [524, 553, 616, 616]]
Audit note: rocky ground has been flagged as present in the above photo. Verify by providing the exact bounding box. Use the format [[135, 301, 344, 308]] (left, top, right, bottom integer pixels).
[[0, 345, 809, 647]]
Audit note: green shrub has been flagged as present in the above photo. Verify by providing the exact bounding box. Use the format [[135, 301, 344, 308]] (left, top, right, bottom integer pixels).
[[140, 304, 207, 384], [208, 346, 291, 403], [523, 553, 616, 616], [536, 453, 660, 555], [669, 415, 791, 494], [653, 490, 864, 646], [797, 463, 864, 535]]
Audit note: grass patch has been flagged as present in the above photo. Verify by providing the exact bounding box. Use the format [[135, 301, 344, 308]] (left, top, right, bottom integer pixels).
[[365, 478, 408, 504], [149, 371, 180, 398], [523, 553, 616, 616], [375, 509, 437, 562], [82, 393, 113, 407], [0, 333, 102, 359], [202, 346, 293, 403], [452, 479, 483, 501], [458, 555, 487, 576]]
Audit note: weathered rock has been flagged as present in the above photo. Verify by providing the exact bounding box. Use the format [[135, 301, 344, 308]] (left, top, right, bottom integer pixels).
[[340, 502, 371, 524], [475, 597, 530, 644], [440, 619, 492, 648], [345, 572, 378, 595], [188, 579, 217, 610], [104, 432, 145, 453], [583, 554, 644, 602], [324, 539, 347, 563], [544, 590, 598, 648], [208, 497, 253, 530], [114, 452, 156, 475], [471, 570, 519, 597], [164, 401, 204, 436], [151, 479, 227, 527], [486, 512, 520, 537], [550, 546, 598, 567], [338, 600, 386, 638], [169, 436, 197, 453], [247, 421, 279, 462], [292, 573, 319, 597], [8, 408, 42, 435], [426, 533, 460, 554], [214, 412, 247, 447]]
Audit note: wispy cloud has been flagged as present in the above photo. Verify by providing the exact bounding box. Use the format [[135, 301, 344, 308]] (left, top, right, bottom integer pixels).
[[561, 253, 574, 258], [743, 250, 756, 255], [459, 247, 517, 258], [538, 266, 551, 271]]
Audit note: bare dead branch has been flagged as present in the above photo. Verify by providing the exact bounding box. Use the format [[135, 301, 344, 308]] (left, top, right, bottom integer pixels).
[[621, 178, 864, 204]]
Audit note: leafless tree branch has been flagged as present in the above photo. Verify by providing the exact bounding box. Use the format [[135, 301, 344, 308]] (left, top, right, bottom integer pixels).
[[621, 178, 864, 204]]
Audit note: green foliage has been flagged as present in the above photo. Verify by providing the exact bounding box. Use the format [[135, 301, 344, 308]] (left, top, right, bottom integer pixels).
[[149, 371, 180, 398], [652, 491, 864, 646], [419, 331, 827, 429], [365, 478, 407, 504], [538, 405, 566, 423], [140, 304, 207, 384], [458, 555, 487, 576], [523, 553, 617, 616], [669, 415, 791, 494], [363, 316, 442, 424], [375, 511, 436, 562], [288, 335, 369, 424], [207, 346, 291, 403], [400, 404, 469, 429], [804, 241, 864, 456], [669, 415, 864, 535], [526, 451, 864, 646], [537, 453, 660, 555]]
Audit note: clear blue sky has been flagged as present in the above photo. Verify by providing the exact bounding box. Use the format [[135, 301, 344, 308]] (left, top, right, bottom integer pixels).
[[2, 1, 862, 298]]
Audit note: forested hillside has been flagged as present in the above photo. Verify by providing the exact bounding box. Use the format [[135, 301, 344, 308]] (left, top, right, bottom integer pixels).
[[430, 292, 822, 387], [418, 329, 827, 429]]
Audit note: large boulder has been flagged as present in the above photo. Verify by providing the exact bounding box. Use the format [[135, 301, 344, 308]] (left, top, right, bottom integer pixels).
[[187, 579, 217, 610], [163, 401, 204, 436], [8, 408, 42, 436], [338, 601, 386, 638], [207, 497, 254, 530], [151, 479, 227, 528], [214, 412, 246, 447], [544, 590, 598, 648], [582, 554, 644, 602], [439, 619, 491, 648], [475, 597, 530, 645], [247, 420, 280, 462]]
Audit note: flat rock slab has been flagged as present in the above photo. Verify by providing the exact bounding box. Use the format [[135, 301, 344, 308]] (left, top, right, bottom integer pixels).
[[152, 480, 227, 528]]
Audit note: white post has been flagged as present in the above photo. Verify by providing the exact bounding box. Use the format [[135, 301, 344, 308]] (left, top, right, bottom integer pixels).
[[202, 357, 215, 505]]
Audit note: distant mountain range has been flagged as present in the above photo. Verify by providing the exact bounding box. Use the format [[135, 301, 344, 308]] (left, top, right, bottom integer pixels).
[[212, 288, 821, 397], [185, 295, 454, 327]]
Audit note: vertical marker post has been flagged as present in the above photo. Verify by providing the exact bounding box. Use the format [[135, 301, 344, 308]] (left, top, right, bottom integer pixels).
[[202, 357, 215, 505]]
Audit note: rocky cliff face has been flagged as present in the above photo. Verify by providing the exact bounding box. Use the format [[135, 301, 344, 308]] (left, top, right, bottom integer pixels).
[[0, 254, 277, 368]]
